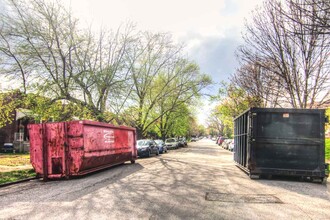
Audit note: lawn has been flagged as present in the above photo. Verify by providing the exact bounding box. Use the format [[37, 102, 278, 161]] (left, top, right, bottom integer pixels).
[[0, 154, 31, 166], [0, 153, 35, 185], [324, 138, 330, 176], [0, 169, 35, 184]]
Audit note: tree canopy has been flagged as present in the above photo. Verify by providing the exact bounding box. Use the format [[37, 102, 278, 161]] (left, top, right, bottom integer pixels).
[[235, 0, 330, 108], [0, 0, 211, 138]]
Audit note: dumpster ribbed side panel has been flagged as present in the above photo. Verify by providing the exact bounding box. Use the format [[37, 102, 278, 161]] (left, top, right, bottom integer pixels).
[[234, 111, 249, 171], [252, 109, 326, 177], [234, 108, 327, 180], [28, 124, 43, 176], [29, 120, 137, 179]]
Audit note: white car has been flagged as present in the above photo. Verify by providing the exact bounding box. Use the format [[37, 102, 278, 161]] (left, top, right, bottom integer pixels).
[[165, 138, 179, 150], [223, 139, 233, 150], [228, 140, 234, 152]]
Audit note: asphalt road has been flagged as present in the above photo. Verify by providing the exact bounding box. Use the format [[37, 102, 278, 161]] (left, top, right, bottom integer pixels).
[[0, 139, 330, 220]]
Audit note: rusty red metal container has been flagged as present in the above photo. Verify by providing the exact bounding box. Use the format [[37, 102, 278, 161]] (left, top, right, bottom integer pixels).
[[28, 120, 137, 180]]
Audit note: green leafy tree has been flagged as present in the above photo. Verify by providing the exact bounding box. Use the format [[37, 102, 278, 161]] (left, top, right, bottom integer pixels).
[[187, 116, 199, 137], [125, 34, 212, 138], [152, 103, 192, 140], [0, 0, 212, 132], [326, 108, 330, 136], [0, 0, 136, 121], [22, 93, 95, 122], [197, 125, 207, 137], [212, 83, 256, 138], [0, 91, 21, 127]]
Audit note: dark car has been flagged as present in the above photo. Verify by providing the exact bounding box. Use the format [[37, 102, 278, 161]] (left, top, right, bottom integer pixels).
[[178, 137, 187, 147], [137, 139, 159, 157], [2, 143, 14, 153], [155, 139, 167, 153]]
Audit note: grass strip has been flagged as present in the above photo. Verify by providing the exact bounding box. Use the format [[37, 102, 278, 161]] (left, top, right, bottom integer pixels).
[[0, 169, 35, 185], [326, 138, 330, 161], [326, 139, 330, 175]]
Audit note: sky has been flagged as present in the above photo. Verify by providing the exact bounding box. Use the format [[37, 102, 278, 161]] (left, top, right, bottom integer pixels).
[[0, 0, 263, 125], [67, 0, 263, 125], [69, 0, 262, 83]]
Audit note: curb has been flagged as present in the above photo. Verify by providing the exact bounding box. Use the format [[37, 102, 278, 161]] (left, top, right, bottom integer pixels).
[[0, 177, 38, 188]]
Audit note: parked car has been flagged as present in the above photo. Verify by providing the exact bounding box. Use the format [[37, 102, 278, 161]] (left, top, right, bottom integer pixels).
[[155, 139, 167, 154], [228, 140, 234, 152], [2, 143, 14, 153], [217, 137, 227, 146], [165, 138, 179, 150], [222, 139, 233, 150], [178, 137, 187, 147], [190, 137, 197, 142], [137, 139, 159, 157]]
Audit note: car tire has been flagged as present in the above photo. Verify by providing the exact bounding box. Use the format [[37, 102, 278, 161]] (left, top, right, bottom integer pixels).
[[148, 150, 151, 157], [156, 149, 159, 156]]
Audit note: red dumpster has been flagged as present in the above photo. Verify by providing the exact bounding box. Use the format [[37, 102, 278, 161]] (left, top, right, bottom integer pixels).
[[28, 120, 137, 180]]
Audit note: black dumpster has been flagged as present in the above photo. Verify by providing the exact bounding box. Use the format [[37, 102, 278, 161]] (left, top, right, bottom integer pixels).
[[234, 108, 328, 181]]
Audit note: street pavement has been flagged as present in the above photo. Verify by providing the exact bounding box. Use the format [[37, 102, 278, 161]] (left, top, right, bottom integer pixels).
[[0, 139, 329, 219]]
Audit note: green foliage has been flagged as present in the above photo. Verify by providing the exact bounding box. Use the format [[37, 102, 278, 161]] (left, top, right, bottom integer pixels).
[[130, 57, 211, 138], [147, 103, 193, 139], [0, 169, 35, 184], [211, 83, 253, 138], [0, 154, 35, 185], [326, 108, 330, 137], [221, 84, 254, 117], [0, 91, 21, 128], [208, 128, 218, 136], [326, 138, 330, 161], [0, 0, 211, 136], [215, 106, 233, 138], [22, 93, 96, 122], [197, 125, 207, 137], [0, 90, 97, 126], [167, 106, 192, 137]]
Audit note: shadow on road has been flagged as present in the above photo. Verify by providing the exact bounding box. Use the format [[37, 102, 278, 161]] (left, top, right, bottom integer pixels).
[[0, 162, 144, 204], [1, 141, 330, 219]]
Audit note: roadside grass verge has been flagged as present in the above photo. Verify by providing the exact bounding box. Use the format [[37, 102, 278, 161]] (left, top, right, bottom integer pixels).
[[0, 154, 35, 185], [326, 138, 330, 161], [0, 169, 35, 185], [326, 139, 330, 175]]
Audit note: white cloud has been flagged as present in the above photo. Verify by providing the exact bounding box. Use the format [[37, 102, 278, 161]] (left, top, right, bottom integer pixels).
[[69, 0, 262, 36], [67, 0, 262, 81]]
